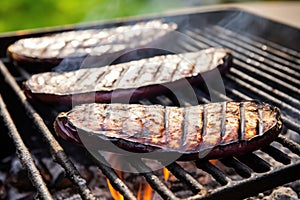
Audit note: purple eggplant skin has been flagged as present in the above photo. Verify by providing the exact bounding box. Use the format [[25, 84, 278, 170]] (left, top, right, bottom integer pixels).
[[54, 101, 282, 161]]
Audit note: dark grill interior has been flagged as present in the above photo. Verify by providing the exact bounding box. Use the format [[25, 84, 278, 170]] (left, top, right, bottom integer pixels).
[[0, 9, 299, 200]]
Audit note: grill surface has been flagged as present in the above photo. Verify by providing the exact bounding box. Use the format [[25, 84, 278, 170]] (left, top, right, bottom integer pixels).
[[0, 8, 300, 200]]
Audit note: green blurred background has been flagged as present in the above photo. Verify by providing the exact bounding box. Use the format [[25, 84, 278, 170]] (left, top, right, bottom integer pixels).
[[0, 0, 290, 33]]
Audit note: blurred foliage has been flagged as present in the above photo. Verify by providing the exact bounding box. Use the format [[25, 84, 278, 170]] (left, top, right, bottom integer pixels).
[[0, 0, 296, 33], [0, 0, 185, 33]]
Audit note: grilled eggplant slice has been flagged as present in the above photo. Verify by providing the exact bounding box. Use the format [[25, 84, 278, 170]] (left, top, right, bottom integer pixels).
[[24, 48, 232, 105], [7, 20, 177, 72], [54, 101, 282, 161]]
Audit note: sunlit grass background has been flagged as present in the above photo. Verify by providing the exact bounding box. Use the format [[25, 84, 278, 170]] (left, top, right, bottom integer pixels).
[[0, 0, 290, 33]]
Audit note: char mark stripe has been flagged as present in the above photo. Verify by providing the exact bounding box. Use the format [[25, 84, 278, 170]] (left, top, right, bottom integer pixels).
[[220, 101, 227, 142], [103, 104, 110, 130], [239, 102, 245, 140], [202, 104, 208, 137], [181, 107, 188, 149], [164, 107, 169, 146], [257, 102, 264, 136]]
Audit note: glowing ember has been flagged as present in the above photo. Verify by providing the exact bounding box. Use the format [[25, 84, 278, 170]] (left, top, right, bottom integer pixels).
[[137, 183, 153, 200], [163, 167, 170, 181]]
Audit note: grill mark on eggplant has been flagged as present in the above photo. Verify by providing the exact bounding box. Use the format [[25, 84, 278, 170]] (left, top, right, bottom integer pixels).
[[220, 101, 227, 143], [202, 104, 208, 137], [100, 67, 121, 88], [108, 67, 127, 87], [239, 102, 245, 141], [103, 104, 110, 131], [54, 101, 282, 160], [164, 107, 169, 149], [222, 102, 239, 144], [134, 60, 160, 85], [95, 70, 107, 85], [114, 64, 131, 87], [140, 105, 147, 138], [181, 107, 188, 149], [258, 103, 264, 136], [77, 69, 98, 85], [152, 59, 163, 80], [130, 60, 146, 83], [170, 58, 181, 80]]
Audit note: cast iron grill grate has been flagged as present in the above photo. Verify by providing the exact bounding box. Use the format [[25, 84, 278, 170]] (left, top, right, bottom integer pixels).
[[0, 8, 299, 200]]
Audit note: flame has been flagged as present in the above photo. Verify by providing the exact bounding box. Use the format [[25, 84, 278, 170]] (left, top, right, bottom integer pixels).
[[106, 170, 124, 200], [137, 183, 143, 200], [137, 183, 153, 200], [144, 183, 153, 200], [163, 167, 170, 181], [209, 159, 218, 165]]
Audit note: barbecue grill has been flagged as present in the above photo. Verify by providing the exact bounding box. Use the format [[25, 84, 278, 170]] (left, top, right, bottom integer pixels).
[[0, 6, 300, 200]]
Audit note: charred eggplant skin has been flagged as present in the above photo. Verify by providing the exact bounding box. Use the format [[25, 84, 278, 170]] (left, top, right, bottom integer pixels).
[[54, 100, 282, 161]]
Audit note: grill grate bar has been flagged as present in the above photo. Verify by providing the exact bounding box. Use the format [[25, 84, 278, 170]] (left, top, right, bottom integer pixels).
[[276, 135, 300, 157], [226, 73, 300, 120], [0, 61, 96, 200], [203, 30, 300, 91], [232, 57, 300, 95], [236, 153, 270, 173], [153, 95, 174, 106], [220, 157, 252, 178], [191, 162, 300, 200], [231, 28, 300, 61], [195, 161, 229, 186], [229, 66, 300, 108], [208, 26, 300, 74], [0, 95, 52, 200], [185, 29, 300, 93], [193, 88, 211, 104], [187, 26, 300, 70], [167, 162, 204, 194], [261, 145, 291, 165], [129, 158, 179, 200]]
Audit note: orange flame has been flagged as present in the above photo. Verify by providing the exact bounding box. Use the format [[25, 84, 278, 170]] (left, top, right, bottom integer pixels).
[[144, 183, 153, 200], [137, 183, 153, 200], [209, 159, 218, 165], [106, 170, 124, 200], [163, 167, 170, 181], [137, 183, 143, 200], [106, 179, 124, 200]]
